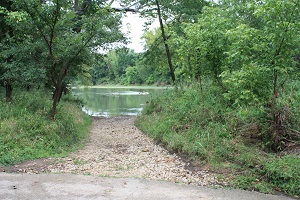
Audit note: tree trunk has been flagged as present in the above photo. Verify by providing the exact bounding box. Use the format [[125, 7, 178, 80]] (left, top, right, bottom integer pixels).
[[5, 79, 12, 102], [74, 0, 79, 11], [58, 83, 67, 101], [50, 82, 67, 120], [50, 83, 62, 121], [155, 0, 175, 83], [81, 0, 90, 13], [216, 77, 228, 93], [199, 76, 205, 107], [63, 84, 69, 95], [50, 66, 68, 120]]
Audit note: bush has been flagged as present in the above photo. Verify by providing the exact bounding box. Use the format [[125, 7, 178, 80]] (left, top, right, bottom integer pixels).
[[261, 156, 300, 196], [137, 80, 300, 196], [0, 89, 91, 165]]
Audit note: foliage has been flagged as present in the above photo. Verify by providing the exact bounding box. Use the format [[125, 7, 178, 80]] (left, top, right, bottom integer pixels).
[[261, 156, 300, 196], [120, 0, 208, 83], [0, 0, 125, 119], [0, 0, 40, 102], [90, 46, 173, 85], [175, 6, 234, 84], [0, 40, 47, 88], [137, 81, 300, 196], [221, 0, 300, 103], [90, 53, 110, 85], [138, 81, 236, 162], [103, 48, 139, 82], [122, 66, 142, 85], [140, 29, 173, 84], [89, 48, 147, 84], [0, 89, 91, 165], [0, 0, 300, 196], [159, 0, 300, 150]]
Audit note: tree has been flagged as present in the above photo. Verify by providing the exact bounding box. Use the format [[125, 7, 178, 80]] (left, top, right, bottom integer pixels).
[[154, 0, 175, 82], [120, 0, 209, 84], [0, 0, 14, 102], [1, 0, 46, 101], [208, 0, 300, 150], [120, 0, 176, 83], [124, 66, 142, 84], [141, 28, 173, 84], [14, 0, 124, 119], [102, 48, 139, 83], [90, 53, 109, 85], [150, 0, 300, 149], [175, 6, 234, 91], [114, 48, 138, 79], [221, 0, 300, 104]]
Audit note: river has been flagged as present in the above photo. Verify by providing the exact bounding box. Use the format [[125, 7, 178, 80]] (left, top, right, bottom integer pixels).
[[72, 86, 170, 117]]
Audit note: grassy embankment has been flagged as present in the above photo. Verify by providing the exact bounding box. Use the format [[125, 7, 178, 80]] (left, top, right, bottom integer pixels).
[[0, 89, 91, 165], [136, 81, 300, 197]]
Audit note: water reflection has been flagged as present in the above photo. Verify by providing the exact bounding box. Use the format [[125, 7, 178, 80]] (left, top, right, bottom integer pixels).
[[73, 87, 167, 117]]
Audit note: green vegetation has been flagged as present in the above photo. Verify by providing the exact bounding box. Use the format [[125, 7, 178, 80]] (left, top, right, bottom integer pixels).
[[1, 0, 299, 197], [0, 89, 91, 165], [137, 81, 300, 196], [130, 1, 300, 196], [0, 0, 122, 165], [1, 0, 124, 119]]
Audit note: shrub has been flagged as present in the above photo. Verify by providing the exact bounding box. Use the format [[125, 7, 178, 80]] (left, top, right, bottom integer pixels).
[[261, 156, 300, 196], [0, 89, 91, 165], [137, 80, 300, 196]]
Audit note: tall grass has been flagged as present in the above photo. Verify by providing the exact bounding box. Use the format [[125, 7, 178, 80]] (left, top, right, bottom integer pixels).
[[136, 80, 300, 196], [0, 89, 91, 165]]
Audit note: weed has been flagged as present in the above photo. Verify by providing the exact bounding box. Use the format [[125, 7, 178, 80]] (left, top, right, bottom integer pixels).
[[261, 156, 300, 196], [74, 159, 85, 165], [136, 80, 300, 196], [0, 89, 91, 166]]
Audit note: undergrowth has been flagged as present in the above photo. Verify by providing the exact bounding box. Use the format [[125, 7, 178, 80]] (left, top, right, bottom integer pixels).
[[0, 88, 91, 165], [136, 81, 300, 197]]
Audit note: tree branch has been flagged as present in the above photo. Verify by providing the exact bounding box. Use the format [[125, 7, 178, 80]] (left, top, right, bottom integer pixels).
[[155, 0, 175, 82], [110, 7, 138, 13]]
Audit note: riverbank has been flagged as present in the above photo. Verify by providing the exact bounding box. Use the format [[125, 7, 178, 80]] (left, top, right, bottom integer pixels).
[[0, 89, 91, 165], [72, 84, 173, 89], [1, 86, 299, 198], [136, 82, 300, 197]]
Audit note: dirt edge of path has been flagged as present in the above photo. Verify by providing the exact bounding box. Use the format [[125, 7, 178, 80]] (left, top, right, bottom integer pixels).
[[1, 116, 222, 187]]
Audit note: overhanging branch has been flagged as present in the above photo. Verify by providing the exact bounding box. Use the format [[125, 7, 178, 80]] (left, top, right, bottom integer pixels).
[[110, 7, 138, 13]]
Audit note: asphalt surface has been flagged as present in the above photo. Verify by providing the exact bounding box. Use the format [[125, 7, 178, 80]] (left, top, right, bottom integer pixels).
[[0, 172, 296, 200]]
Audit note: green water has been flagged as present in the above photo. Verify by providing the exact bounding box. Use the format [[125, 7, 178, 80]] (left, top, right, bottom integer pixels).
[[73, 86, 169, 117]]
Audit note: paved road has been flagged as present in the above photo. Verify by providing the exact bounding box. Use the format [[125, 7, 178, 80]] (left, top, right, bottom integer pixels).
[[0, 173, 296, 200]]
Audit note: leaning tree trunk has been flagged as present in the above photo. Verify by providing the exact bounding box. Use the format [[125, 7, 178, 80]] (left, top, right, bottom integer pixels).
[[155, 0, 175, 83], [5, 79, 12, 102], [50, 67, 68, 120], [51, 84, 61, 120]]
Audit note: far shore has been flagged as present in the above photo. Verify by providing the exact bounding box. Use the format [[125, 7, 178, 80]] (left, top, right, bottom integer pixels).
[[72, 84, 174, 90]]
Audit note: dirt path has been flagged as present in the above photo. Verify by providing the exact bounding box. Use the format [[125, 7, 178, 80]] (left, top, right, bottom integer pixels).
[[1, 116, 298, 200], [1, 116, 217, 186]]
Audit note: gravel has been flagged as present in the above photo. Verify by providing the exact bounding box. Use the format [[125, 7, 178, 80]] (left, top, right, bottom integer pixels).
[[1, 116, 219, 186]]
